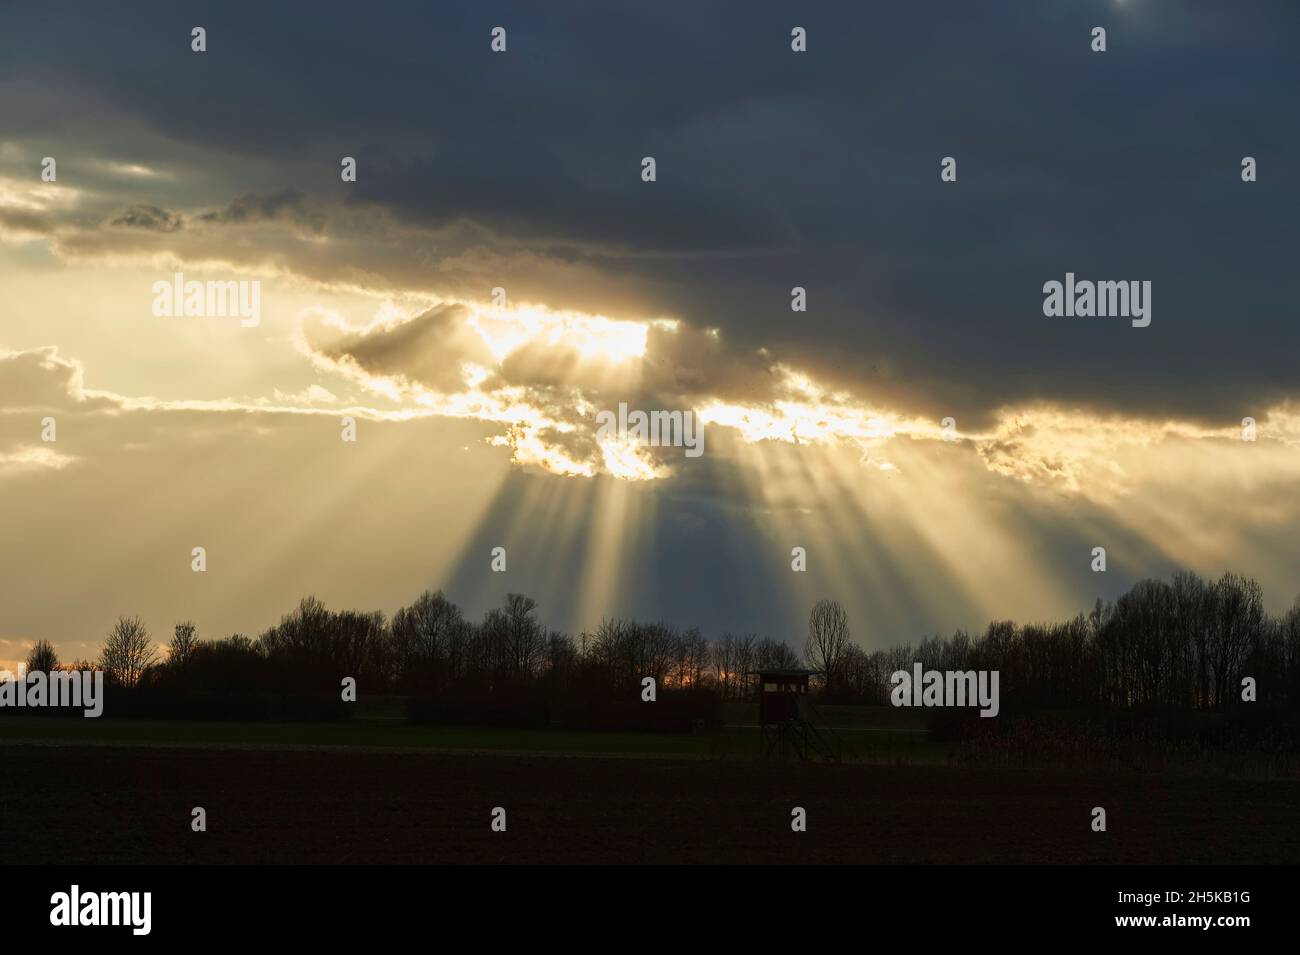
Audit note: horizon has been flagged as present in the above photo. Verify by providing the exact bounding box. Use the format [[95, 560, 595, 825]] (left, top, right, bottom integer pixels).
[[3, 564, 1295, 676]]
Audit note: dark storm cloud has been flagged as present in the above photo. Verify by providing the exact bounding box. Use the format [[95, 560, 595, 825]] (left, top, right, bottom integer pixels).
[[197, 190, 325, 231], [109, 204, 184, 232], [2, 0, 1298, 425]]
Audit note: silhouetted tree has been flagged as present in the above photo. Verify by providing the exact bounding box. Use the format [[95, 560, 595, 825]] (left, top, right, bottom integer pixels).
[[755, 637, 800, 672], [25, 639, 58, 673], [169, 621, 198, 666], [390, 590, 464, 690], [805, 599, 850, 693], [99, 616, 156, 687], [34, 570, 1300, 717], [503, 593, 547, 680]]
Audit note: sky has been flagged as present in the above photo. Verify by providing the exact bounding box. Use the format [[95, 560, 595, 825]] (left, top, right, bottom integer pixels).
[[2, 0, 1299, 669]]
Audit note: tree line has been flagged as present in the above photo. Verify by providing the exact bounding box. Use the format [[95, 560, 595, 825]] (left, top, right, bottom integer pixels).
[[19, 569, 1300, 712]]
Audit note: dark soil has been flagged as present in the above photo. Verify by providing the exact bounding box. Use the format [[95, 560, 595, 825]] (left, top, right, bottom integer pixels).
[[2, 744, 1295, 863]]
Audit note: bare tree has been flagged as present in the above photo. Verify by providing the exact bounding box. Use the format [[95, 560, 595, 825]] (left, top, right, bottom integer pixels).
[[734, 634, 758, 699], [391, 590, 462, 667], [713, 633, 737, 698], [754, 636, 797, 671], [169, 621, 199, 666], [100, 616, 157, 687], [805, 599, 850, 694], [504, 593, 546, 679], [25, 639, 58, 673]]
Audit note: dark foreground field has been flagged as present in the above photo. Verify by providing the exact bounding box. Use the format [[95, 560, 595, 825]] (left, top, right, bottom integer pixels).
[[2, 743, 1297, 864]]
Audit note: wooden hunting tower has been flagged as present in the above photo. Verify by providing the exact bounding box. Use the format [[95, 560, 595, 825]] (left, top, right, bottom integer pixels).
[[754, 668, 842, 761]]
